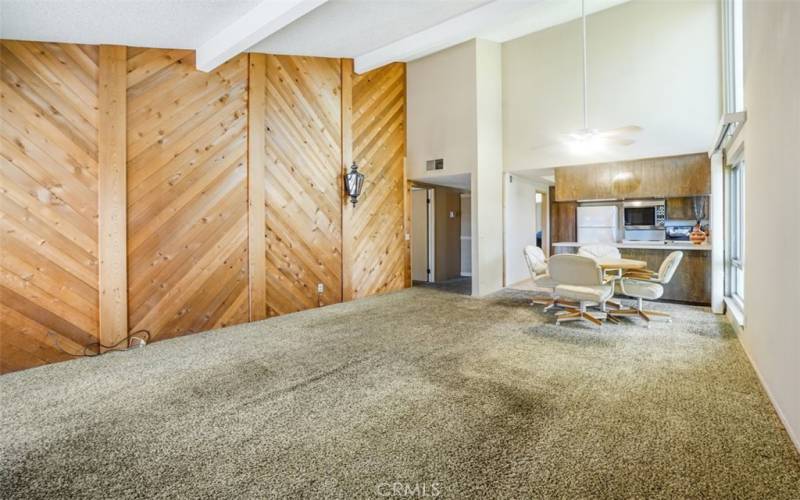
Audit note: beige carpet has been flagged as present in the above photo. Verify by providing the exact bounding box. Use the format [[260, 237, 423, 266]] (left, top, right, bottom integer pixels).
[[1, 287, 799, 498]]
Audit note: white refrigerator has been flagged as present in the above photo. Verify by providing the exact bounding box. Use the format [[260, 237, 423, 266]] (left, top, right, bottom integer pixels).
[[577, 206, 618, 244]]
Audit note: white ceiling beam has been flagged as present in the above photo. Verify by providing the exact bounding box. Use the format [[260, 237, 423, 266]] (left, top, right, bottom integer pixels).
[[196, 0, 330, 72], [353, 0, 542, 74]]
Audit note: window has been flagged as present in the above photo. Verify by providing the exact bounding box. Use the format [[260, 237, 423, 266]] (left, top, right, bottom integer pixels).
[[723, 0, 745, 113], [722, 0, 746, 314], [727, 160, 745, 306]]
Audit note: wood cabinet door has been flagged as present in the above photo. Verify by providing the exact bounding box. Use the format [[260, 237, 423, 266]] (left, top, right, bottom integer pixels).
[[549, 186, 577, 253]]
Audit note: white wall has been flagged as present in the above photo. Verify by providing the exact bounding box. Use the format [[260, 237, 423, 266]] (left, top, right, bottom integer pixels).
[[407, 40, 477, 181], [741, 0, 800, 450], [472, 39, 505, 296], [407, 38, 505, 296], [502, 0, 721, 172], [504, 174, 542, 285]]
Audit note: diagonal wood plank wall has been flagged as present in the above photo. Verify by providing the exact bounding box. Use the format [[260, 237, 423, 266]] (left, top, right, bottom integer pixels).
[[0, 41, 100, 371], [262, 55, 343, 316], [0, 40, 408, 373], [348, 63, 407, 299], [126, 49, 250, 341]]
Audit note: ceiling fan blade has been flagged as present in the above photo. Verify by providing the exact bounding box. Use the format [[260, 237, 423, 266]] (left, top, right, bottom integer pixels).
[[605, 137, 636, 146], [597, 125, 643, 137]]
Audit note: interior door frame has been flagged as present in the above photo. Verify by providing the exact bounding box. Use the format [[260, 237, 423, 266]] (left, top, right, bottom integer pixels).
[[536, 188, 550, 257], [426, 188, 435, 282], [410, 184, 436, 283]]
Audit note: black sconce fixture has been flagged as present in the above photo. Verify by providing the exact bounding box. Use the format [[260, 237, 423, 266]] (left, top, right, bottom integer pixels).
[[345, 162, 365, 207]]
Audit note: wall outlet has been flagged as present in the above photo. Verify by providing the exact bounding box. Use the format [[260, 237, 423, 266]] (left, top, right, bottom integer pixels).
[[405, 233, 410, 241], [317, 283, 324, 293]]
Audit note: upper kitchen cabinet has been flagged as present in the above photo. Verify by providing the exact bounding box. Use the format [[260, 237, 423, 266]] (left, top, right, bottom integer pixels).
[[666, 196, 708, 221], [554, 153, 711, 201]]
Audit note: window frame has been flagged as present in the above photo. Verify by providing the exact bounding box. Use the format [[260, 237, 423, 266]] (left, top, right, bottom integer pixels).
[[724, 148, 745, 309], [721, 0, 746, 318], [722, 0, 745, 114]]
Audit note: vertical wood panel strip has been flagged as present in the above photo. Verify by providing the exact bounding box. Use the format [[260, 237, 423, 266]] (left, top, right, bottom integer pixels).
[[98, 45, 128, 349], [403, 161, 411, 288], [341, 58, 354, 301], [402, 72, 411, 288], [248, 54, 267, 321]]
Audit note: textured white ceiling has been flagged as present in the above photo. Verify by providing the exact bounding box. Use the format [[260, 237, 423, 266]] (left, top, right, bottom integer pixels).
[[249, 0, 490, 58], [0, 0, 631, 63], [481, 0, 630, 43], [0, 0, 261, 49]]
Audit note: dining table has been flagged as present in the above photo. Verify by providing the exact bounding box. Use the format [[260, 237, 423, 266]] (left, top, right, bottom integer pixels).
[[595, 257, 648, 313], [597, 258, 648, 271]]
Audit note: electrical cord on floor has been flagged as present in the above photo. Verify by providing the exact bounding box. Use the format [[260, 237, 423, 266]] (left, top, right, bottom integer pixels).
[[48, 329, 151, 357]]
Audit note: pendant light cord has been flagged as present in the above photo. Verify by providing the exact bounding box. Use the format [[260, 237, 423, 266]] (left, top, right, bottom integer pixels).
[[582, 0, 588, 131]]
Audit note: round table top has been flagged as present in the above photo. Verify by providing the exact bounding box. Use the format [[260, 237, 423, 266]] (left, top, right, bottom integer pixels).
[[597, 258, 648, 270]]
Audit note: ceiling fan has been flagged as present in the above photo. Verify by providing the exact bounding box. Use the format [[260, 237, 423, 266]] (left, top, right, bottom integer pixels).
[[538, 0, 642, 154]]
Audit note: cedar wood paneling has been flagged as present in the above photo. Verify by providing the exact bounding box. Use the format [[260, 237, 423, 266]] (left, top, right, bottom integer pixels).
[[0, 41, 409, 373]]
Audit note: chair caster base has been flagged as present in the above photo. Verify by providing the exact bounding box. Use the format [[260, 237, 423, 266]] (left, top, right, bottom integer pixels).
[[555, 310, 606, 327], [533, 297, 579, 312], [608, 307, 672, 326]]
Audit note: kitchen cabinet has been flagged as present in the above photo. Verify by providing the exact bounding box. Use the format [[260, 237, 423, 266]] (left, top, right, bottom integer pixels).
[[666, 196, 708, 221], [620, 248, 711, 304], [549, 186, 577, 255], [554, 153, 710, 202]]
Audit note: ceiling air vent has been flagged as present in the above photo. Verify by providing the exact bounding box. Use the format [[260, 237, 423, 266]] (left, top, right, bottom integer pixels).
[[426, 159, 444, 171]]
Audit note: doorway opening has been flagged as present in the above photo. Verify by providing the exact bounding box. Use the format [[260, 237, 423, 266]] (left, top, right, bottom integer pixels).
[[410, 176, 471, 295], [504, 174, 550, 288]]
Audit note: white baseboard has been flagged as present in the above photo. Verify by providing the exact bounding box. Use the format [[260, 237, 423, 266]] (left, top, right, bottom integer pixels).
[[735, 331, 800, 454], [460, 272, 472, 277]]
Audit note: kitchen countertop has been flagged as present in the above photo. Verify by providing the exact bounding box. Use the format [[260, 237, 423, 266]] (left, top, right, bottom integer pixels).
[[553, 241, 711, 251]]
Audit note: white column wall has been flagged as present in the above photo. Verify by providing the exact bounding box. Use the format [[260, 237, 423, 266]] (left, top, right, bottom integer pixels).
[[472, 39, 504, 296]]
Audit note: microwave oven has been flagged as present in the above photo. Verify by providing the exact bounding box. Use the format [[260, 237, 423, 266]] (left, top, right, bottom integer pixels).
[[623, 199, 665, 229], [623, 200, 666, 241]]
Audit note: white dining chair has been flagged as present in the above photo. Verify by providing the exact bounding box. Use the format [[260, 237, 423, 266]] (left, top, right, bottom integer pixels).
[[578, 244, 623, 282], [523, 245, 559, 309], [578, 244, 621, 260], [548, 254, 614, 326], [609, 251, 684, 326]]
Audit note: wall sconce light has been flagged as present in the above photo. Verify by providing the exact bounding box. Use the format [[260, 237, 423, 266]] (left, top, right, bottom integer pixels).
[[345, 162, 365, 207]]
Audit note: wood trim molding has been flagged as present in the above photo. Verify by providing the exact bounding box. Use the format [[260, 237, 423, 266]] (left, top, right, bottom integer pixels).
[[402, 69, 411, 289], [341, 58, 354, 301], [247, 54, 267, 321], [403, 165, 412, 288], [98, 45, 128, 349]]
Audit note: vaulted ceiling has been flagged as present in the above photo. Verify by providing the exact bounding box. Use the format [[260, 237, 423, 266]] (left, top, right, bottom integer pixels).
[[0, 0, 629, 73]]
